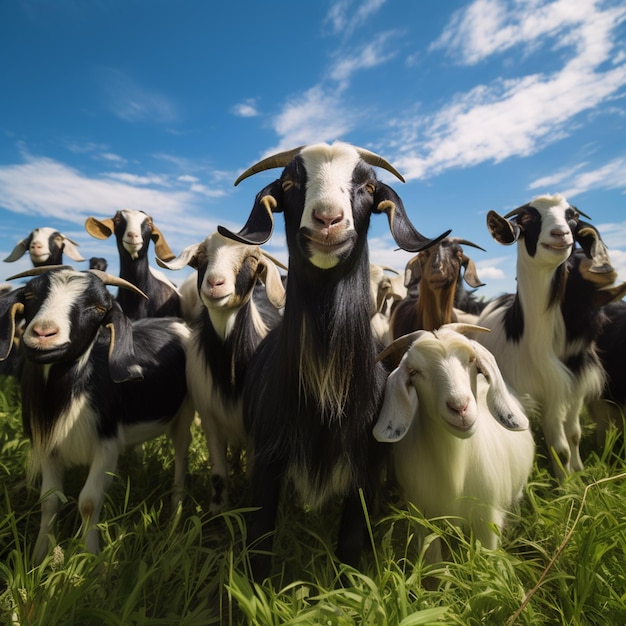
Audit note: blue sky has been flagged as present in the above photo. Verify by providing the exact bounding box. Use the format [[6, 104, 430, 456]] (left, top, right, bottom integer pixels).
[[1, 0, 626, 300]]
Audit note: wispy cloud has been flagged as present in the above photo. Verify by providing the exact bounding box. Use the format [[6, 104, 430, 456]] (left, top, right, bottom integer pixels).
[[232, 99, 260, 117], [325, 0, 387, 37], [98, 68, 180, 124], [391, 0, 626, 180], [329, 31, 399, 82]]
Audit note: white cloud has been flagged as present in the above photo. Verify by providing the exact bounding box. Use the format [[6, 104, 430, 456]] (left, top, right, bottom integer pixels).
[[103, 172, 169, 187], [232, 100, 260, 117], [391, 0, 626, 180], [329, 31, 399, 82], [325, 0, 387, 37]]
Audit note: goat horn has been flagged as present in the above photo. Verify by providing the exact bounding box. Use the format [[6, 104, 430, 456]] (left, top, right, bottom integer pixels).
[[445, 237, 486, 252], [88, 270, 149, 299], [376, 330, 426, 363], [261, 250, 288, 272], [571, 205, 592, 220], [355, 147, 405, 183], [380, 265, 399, 274], [503, 203, 531, 219], [7, 265, 74, 280], [437, 322, 491, 335], [234, 146, 305, 186]]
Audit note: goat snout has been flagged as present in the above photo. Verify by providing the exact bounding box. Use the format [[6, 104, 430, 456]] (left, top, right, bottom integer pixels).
[[313, 209, 345, 236], [444, 395, 476, 436], [26, 321, 61, 348]]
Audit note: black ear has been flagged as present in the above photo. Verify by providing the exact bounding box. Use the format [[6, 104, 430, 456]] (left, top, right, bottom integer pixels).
[[218, 180, 283, 245], [373, 182, 450, 252], [102, 301, 143, 383], [487, 210, 521, 245], [0, 288, 24, 360]]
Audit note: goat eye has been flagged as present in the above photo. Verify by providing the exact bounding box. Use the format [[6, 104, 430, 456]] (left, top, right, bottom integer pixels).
[[24, 292, 35, 300], [282, 180, 294, 192], [408, 368, 420, 377], [365, 183, 375, 195]]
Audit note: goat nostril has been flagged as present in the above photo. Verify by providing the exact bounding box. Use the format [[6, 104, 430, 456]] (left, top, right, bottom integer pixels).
[[314, 211, 344, 228], [447, 400, 468, 416], [33, 324, 59, 339]]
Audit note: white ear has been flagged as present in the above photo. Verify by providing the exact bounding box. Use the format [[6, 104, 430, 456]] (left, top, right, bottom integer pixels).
[[61, 236, 85, 262], [373, 360, 418, 442], [471, 340, 529, 431], [4, 239, 29, 262], [156, 242, 201, 270]]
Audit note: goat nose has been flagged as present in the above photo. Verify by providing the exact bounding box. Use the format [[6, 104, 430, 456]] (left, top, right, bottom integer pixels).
[[207, 275, 225, 288], [32, 322, 59, 339], [313, 210, 344, 230], [550, 228, 568, 238], [447, 399, 469, 416]]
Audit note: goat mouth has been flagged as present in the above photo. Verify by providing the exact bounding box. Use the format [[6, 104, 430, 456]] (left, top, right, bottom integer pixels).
[[22, 343, 72, 363], [542, 242, 572, 252], [301, 230, 355, 256]]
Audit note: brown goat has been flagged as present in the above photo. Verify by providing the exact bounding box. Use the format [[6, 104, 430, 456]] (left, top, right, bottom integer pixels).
[[388, 237, 484, 365]]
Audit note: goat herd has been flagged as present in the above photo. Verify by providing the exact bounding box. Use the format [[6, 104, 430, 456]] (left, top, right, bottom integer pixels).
[[1, 142, 625, 582]]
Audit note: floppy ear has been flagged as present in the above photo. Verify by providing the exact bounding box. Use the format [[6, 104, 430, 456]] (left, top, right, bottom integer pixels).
[[102, 301, 143, 383], [61, 236, 85, 262], [404, 254, 422, 287], [471, 340, 529, 431], [461, 255, 484, 288], [218, 180, 283, 245], [592, 282, 626, 307], [85, 216, 115, 240], [258, 253, 286, 309], [0, 288, 24, 360], [4, 238, 30, 262], [156, 242, 202, 270], [150, 223, 176, 262], [372, 356, 419, 442], [373, 183, 450, 252], [487, 210, 521, 245], [575, 224, 612, 273]]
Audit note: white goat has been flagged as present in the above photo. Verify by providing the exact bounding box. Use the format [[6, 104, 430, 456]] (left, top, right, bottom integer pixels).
[[374, 324, 534, 562], [473, 194, 607, 479], [158, 232, 286, 513]]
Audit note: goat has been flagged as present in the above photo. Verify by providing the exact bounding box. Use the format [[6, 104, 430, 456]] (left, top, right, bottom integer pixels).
[[219, 141, 449, 581], [472, 194, 609, 479], [157, 231, 286, 513], [85, 209, 181, 319], [388, 237, 484, 366], [369, 264, 405, 345], [0, 266, 194, 563], [373, 324, 534, 562], [4, 227, 85, 267]]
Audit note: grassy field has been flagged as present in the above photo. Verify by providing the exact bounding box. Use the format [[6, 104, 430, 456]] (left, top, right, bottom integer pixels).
[[1, 373, 626, 625]]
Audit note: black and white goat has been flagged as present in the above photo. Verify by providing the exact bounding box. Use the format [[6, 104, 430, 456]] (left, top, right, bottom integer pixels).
[[374, 324, 534, 562], [158, 231, 286, 513], [220, 141, 449, 581], [85, 209, 181, 319], [4, 227, 85, 267], [0, 266, 194, 563], [473, 194, 611, 478]]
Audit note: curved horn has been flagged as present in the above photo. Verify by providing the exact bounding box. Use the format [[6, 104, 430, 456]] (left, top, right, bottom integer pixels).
[[234, 146, 305, 186], [446, 237, 486, 252], [355, 147, 405, 183], [503, 203, 531, 219], [380, 265, 400, 274], [376, 330, 427, 363], [7, 265, 74, 280], [571, 204, 592, 220], [88, 270, 149, 299], [437, 322, 491, 336], [261, 250, 288, 272]]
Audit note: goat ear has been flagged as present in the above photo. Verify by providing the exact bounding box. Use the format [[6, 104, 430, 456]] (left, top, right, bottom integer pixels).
[[156, 242, 201, 271], [0, 289, 24, 360], [487, 210, 521, 245], [575, 225, 612, 273], [150, 224, 176, 262], [219, 181, 282, 246], [85, 217, 114, 240], [373, 183, 450, 252], [461, 255, 484, 288], [373, 359, 418, 442], [258, 254, 286, 309], [103, 302, 144, 383], [471, 341, 529, 431], [404, 254, 421, 287], [4, 238, 29, 262], [593, 282, 626, 307], [61, 236, 85, 262]]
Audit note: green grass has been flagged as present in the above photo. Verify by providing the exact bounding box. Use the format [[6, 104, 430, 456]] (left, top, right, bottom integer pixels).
[[1, 373, 626, 625]]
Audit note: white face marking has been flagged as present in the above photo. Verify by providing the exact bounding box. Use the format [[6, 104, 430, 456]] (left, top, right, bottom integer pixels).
[[299, 143, 360, 269], [529, 194, 575, 262], [121, 210, 149, 258], [28, 227, 58, 263], [23, 272, 89, 351]]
